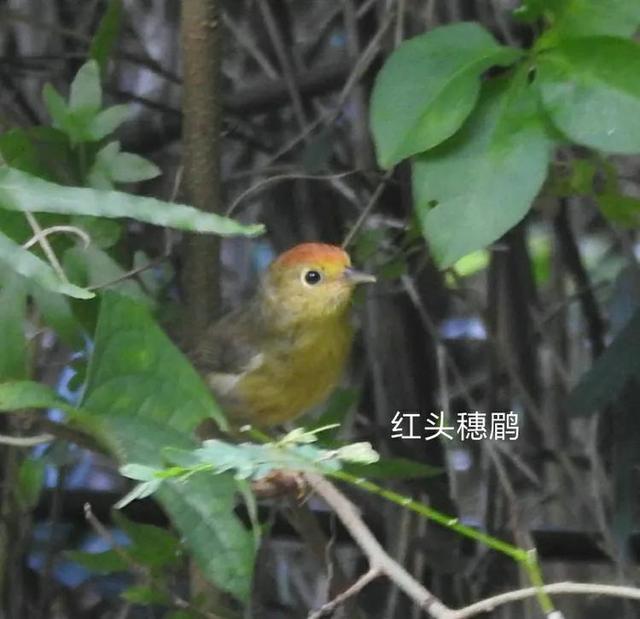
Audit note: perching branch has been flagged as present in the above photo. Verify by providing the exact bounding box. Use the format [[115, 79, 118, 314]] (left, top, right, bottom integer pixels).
[[305, 473, 640, 618], [304, 472, 453, 618]]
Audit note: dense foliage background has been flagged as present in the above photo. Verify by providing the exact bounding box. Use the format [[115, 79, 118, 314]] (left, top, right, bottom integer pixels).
[[1, 1, 640, 618]]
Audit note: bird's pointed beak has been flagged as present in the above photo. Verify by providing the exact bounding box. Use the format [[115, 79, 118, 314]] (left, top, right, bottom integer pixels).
[[344, 267, 377, 284]]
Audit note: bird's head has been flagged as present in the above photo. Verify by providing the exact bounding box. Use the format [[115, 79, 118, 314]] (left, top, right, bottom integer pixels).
[[262, 243, 376, 324]]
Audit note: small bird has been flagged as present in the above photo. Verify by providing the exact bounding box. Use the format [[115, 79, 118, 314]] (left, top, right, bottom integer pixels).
[[191, 242, 376, 427]]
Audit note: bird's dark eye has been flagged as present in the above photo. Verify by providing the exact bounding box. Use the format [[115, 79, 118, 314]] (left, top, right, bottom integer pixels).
[[304, 270, 322, 285]]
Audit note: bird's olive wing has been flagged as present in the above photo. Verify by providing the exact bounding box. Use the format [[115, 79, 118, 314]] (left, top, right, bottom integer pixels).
[[188, 304, 264, 396]]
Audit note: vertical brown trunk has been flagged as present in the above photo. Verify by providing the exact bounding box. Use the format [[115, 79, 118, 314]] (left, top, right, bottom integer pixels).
[[181, 0, 223, 346]]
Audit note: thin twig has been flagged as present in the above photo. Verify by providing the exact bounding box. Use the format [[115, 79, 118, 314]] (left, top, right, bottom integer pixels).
[[24, 212, 70, 282], [225, 170, 360, 216], [304, 472, 453, 619], [258, 0, 308, 131], [222, 11, 278, 79], [22, 224, 91, 250], [0, 433, 53, 447], [342, 170, 393, 248], [449, 582, 640, 619], [307, 568, 382, 619]]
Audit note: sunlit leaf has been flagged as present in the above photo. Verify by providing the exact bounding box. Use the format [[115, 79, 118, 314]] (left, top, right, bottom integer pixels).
[[413, 73, 551, 267], [371, 22, 521, 167], [0, 167, 264, 237], [537, 37, 640, 154]]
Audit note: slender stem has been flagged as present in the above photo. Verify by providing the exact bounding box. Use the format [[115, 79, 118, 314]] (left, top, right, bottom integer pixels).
[[330, 469, 526, 562], [523, 549, 556, 615]]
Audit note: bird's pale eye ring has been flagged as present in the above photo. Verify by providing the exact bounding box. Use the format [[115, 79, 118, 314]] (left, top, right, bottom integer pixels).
[[303, 269, 322, 286]]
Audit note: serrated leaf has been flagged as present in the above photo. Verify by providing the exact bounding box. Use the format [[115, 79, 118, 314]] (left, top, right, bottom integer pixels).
[[370, 22, 521, 168], [413, 73, 550, 267], [0, 167, 264, 237], [158, 473, 254, 600], [69, 60, 102, 112], [537, 37, 640, 154], [0, 231, 93, 299]]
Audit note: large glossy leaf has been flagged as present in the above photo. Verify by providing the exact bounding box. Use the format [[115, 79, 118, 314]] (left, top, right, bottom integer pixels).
[[541, 0, 640, 39], [370, 22, 521, 168], [537, 37, 640, 154], [0, 231, 93, 299], [0, 167, 263, 236], [413, 74, 551, 267], [81, 294, 254, 599]]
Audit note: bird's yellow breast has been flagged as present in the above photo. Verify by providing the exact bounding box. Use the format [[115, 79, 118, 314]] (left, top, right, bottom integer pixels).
[[234, 316, 353, 426]]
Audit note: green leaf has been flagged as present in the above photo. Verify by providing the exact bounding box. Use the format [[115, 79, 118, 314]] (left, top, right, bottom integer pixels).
[[89, 141, 160, 189], [537, 37, 640, 154], [567, 308, 640, 415], [0, 230, 94, 299], [69, 60, 102, 112], [543, 0, 640, 39], [122, 585, 170, 605], [88, 105, 130, 141], [0, 127, 75, 184], [0, 274, 27, 380], [120, 463, 161, 481], [344, 457, 441, 480], [413, 73, 551, 267], [597, 193, 640, 227], [30, 282, 84, 347], [81, 294, 254, 600], [71, 215, 122, 248], [90, 0, 123, 73], [0, 167, 264, 237], [17, 457, 46, 509], [114, 479, 162, 509], [312, 388, 358, 436], [83, 293, 226, 431], [42, 84, 69, 132], [113, 511, 180, 568], [370, 22, 521, 168], [0, 380, 70, 412], [64, 245, 148, 302], [67, 549, 129, 574], [158, 472, 254, 600]]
